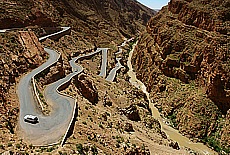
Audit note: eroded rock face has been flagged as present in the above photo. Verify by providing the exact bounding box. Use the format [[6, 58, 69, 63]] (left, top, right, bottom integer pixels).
[[206, 73, 230, 114], [133, 0, 229, 114], [74, 74, 98, 104], [0, 1, 56, 29], [168, 0, 229, 35], [18, 30, 46, 67], [0, 31, 46, 102]]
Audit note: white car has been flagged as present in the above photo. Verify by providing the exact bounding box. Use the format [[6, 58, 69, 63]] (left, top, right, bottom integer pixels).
[[24, 115, 39, 124]]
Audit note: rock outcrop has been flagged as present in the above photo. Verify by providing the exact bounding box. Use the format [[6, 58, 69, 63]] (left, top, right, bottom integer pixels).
[[74, 74, 98, 104], [36, 56, 71, 86], [121, 105, 141, 121]]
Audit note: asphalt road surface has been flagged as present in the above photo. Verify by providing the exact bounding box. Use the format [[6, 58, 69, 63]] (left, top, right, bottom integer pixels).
[[98, 48, 109, 78]]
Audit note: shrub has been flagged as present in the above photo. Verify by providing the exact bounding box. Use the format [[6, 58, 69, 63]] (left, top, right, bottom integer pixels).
[[76, 143, 84, 154], [0, 144, 4, 149], [16, 143, 20, 149], [7, 143, 12, 147], [91, 145, 98, 155], [29, 144, 33, 149], [99, 123, 103, 128], [46, 147, 54, 152], [82, 121, 87, 125]]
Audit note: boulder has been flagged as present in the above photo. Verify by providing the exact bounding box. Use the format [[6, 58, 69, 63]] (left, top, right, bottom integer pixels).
[[74, 74, 98, 104], [124, 122, 134, 132], [121, 105, 141, 121]]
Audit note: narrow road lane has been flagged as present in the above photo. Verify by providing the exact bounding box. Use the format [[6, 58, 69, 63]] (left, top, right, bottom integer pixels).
[[106, 58, 123, 82], [99, 48, 109, 78]]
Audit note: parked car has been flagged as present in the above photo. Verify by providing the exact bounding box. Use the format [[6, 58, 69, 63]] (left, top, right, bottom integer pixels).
[[24, 115, 39, 124]]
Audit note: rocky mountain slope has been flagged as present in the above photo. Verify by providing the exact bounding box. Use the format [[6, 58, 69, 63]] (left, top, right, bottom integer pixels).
[[0, 0, 155, 41], [132, 0, 229, 153]]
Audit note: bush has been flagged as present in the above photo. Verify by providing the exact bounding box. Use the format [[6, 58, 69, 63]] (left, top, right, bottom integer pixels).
[[203, 135, 228, 153], [0, 144, 4, 149], [59, 151, 67, 155], [98, 123, 103, 128], [29, 144, 33, 149], [46, 147, 54, 152], [82, 121, 87, 125], [91, 145, 98, 155], [16, 143, 20, 149], [7, 143, 12, 147], [76, 143, 84, 154]]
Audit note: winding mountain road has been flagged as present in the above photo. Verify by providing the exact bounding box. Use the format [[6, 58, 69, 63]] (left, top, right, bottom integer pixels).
[[18, 28, 76, 145], [105, 38, 135, 82], [105, 40, 129, 82], [16, 27, 110, 145]]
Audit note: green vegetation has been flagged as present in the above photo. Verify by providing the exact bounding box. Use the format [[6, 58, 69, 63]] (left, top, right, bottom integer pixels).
[[202, 134, 230, 154], [34, 83, 49, 114], [128, 38, 138, 52], [16, 143, 20, 149], [82, 121, 87, 125], [5, 121, 14, 134], [0, 144, 4, 149], [201, 115, 230, 154], [58, 151, 68, 155], [98, 123, 103, 129], [46, 147, 55, 152], [76, 143, 84, 154], [91, 145, 98, 155], [29, 144, 33, 149], [158, 77, 229, 154], [167, 113, 178, 128], [7, 142, 12, 147], [36, 84, 46, 105], [116, 135, 124, 144]]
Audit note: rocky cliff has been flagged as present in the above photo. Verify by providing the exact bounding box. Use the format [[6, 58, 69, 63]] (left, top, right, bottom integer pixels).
[[132, 0, 229, 153]]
